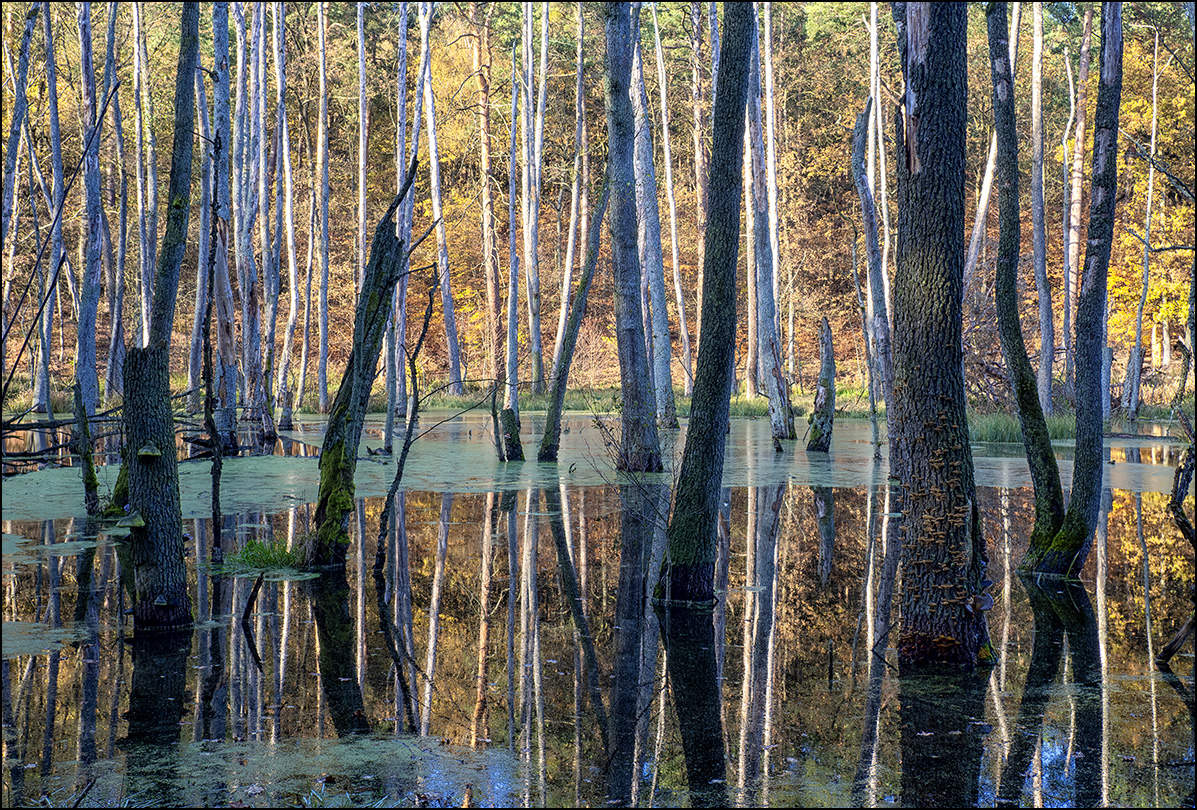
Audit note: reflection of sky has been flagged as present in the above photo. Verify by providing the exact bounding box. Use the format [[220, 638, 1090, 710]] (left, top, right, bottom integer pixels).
[[1, 413, 1184, 523]]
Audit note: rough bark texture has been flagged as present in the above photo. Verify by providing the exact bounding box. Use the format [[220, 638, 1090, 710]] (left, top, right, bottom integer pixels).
[[74, 1, 103, 416], [659, 1, 750, 605], [806, 316, 835, 452], [891, 2, 991, 669], [1021, 3, 1122, 579], [124, 341, 193, 631], [988, 2, 1065, 551], [306, 192, 412, 569], [603, 1, 661, 473]]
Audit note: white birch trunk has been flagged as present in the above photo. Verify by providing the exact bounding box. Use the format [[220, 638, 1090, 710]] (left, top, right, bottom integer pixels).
[[747, 6, 793, 442], [763, 2, 780, 335], [274, 1, 299, 406], [963, 3, 1020, 296], [316, 1, 330, 412], [357, 3, 368, 298], [75, 1, 103, 415], [1125, 29, 1160, 419], [505, 49, 521, 417], [188, 68, 212, 412], [631, 3, 677, 428], [652, 3, 693, 397], [33, 2, 65, 412], [1031, 3, 1053, 414], [550, 4, 586, 390], [1064, 8, 1094, 399], [419, 1, 464, 396]]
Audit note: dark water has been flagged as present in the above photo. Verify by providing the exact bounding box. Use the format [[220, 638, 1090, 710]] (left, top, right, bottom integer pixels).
[[2, 415, 1193, 807]]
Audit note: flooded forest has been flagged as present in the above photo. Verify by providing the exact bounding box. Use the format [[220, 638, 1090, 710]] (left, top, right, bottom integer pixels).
[[2, 1, 1195, 808]]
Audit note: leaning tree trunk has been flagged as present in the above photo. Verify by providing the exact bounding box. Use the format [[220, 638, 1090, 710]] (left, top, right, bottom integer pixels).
[[1021, 2, 1122, 579], [890, 2, 990, 670], [124, 341, 193, 631], [806, 317, 834, 452], [603, 1, 661, 473], [305, 184, 414, 569], [659, 0, 751, 606], [988, 1, 1065, 551]]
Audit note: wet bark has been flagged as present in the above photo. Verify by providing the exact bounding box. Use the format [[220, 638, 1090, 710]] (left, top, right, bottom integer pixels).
[[659, 1, 751, 605]]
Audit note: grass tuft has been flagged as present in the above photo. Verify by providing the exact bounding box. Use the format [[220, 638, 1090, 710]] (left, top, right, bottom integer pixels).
[[968, 411, 1077, 443], [215, 538, 303, 574]]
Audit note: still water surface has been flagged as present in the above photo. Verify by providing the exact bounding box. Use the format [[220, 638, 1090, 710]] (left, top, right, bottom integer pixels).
[[2, 415, 1193, 807]]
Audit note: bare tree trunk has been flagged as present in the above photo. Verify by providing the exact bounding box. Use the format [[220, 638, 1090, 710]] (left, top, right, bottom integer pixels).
[[503, 49, 523, 461], [660, 0, 750, 606], [1031, 3, 1053, 414], [630, 4, 677, 429], [1063, 8, 1094, 401], [470, 2, 500, 383], [690, 2, 709, 361], [1, 3, 37, 249], [316, 1, 330, 412], [274, 1, 299, 409], [747, 6, 793, 442], [33, 2, 65, 413], [1021, 2, 1121, 579], [652, 4, 693, 397], [102, 3, 127, 404], [1124, 28, 1159, 420], [74, 2, 104, 416], [963, 2, 1020, 296], [357, 3, 368, 300], [133, 2, 159, 348], [807, 317, 835, 452], [520, 3, 549, 395], [212, 2, 238, 448], [188, 69, 212, 412], [744, 122, 757, 400], [384, 1, 411, 451], [988, 1, 1065, 550], [419, 1, 464, 396], [604, 1, 661, 473], [550, 3, 586, 391], [146, 1, 197, 350], [763, 2, 781, 339]]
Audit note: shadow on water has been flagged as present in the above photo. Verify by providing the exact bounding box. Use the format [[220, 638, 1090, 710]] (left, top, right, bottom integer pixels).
[[2, 415, 1193, 807]]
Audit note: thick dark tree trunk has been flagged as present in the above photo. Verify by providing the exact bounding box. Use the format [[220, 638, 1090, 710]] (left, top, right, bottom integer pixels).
[[890, 2, 990, 669], [658, 2, 751, 605], [124, 341, 193, 631], [1021, 3, 1122, 578], [987, 2, 1066, 550]]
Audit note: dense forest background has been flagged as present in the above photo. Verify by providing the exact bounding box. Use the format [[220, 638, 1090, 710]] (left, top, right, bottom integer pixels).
[[2, 1, 1193, 419]]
